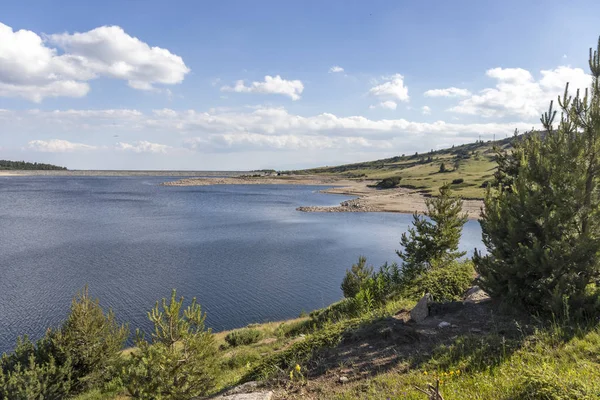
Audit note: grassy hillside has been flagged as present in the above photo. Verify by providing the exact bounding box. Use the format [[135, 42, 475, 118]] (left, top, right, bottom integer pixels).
[[292, 137, 515, 199]]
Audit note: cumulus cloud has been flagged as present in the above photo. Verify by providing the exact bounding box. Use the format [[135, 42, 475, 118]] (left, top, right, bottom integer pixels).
[[27, 139, 97, 152], [422, 106, 431, 115], [0, 22, 189, 101], [369, 101, 397, 110], [449, 66, 591, 119], [116, 140, 171, 153], [329, 66, 344, 73], [424, 87, 471, 97], [368, 74, 409, 102], [221, 75, 304, 100]]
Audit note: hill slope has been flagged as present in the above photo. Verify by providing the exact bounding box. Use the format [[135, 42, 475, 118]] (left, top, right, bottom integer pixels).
[[292, 137, 514, 199]]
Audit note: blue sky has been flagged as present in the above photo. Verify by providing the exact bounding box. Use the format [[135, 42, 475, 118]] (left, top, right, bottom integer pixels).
[[0, 0, 598, 170]]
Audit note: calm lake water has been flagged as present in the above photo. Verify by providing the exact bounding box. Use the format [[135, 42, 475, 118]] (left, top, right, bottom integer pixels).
[[0, 176, 484, 353]]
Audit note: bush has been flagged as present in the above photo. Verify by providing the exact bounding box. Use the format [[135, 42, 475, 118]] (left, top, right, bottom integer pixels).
[[439, 162, 447, 173], [451, 178, 464, 184], [404, 260, 475, 301], [375, 176, 401, 189], [341, 256, 374, 298], [309, 298, 361, 325], [125, 290, 218, 399], [225, 328, 262, 347], [276, 319, 313, 338], [0, 287, 128, 399], [53, 287, 128, 392]]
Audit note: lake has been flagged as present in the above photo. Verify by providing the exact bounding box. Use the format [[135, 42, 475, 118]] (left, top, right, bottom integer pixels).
[[0, 176, 484, 353]]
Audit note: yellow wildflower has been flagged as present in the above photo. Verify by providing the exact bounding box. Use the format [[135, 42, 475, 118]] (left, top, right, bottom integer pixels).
[[295, 364, 301, 372], [423, 371, 428, 375], [289, 370, 294, 380]]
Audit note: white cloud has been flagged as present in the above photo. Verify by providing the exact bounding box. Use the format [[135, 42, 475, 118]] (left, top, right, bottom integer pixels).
[[329, 66, 344, 73], [27, 139, 97, 152], [184, 133, 392, 152], [370, 101, 397, 110], [424, 87, 471, 97], [116, 140, 171, 153], [0, 23, 189, 102], [6, 107, 534, 145], [221, 75, 304, 100], [368, 74, 409, 102], [449, 66, 591, 119], [422, 106, 431, 115]]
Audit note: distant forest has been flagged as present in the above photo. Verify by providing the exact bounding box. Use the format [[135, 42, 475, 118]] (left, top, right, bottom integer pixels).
[[0, 160, 67, 170]]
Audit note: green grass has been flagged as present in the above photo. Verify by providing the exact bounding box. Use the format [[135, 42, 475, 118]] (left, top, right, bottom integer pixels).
[[333, 324, 600, 399], [291, 138, 509, 199]]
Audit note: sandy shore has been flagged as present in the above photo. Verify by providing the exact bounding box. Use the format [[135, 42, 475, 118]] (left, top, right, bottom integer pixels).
[[162, 176, 484, 219]]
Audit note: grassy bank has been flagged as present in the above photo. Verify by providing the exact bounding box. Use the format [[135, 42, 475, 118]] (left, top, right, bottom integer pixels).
[[70, 294, 600, 399]]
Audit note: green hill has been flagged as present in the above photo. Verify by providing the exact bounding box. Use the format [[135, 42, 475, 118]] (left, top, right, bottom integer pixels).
[[292, 136, 515, 199]]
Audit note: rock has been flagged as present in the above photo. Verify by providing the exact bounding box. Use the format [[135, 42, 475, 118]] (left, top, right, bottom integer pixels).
[[410, 293, 432, 323], [464, 286, 491, 304], [438, 321, 451, 329], [209, 393, 273, 400], [339, 376, 349, 384], [201, 382, 274, 400]]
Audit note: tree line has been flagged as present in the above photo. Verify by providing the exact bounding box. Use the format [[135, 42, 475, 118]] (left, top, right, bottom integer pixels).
[[0, 160, 67, 170]]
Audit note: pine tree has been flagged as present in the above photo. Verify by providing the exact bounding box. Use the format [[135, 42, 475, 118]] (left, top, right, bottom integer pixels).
[[125, 290, 218, 399], [397, 184, 468, 283], [475, 38, 600, 316]]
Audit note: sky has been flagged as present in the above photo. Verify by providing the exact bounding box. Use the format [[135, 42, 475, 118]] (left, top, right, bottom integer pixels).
[[0, 0, 599, 170]]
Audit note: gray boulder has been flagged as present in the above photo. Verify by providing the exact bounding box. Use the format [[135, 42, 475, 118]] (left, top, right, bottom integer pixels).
[[410, 293, 432, 323]]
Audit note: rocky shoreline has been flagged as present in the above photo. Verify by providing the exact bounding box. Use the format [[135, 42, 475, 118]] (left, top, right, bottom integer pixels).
[[160, 175, 484, 219], [297, 198, 380, 213]]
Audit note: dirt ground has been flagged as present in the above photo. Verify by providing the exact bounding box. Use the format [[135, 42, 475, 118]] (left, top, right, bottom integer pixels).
[[267, 300, 528, 399]]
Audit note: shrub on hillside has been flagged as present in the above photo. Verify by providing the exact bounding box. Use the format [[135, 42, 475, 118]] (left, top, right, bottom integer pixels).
[[375, 176, 401, 189], [225, 328, 262, 347], [341, 256, 374, 298], [397, 184, 468, 284], [452, 178, 464, 185], [276, 319, 313, 338], [404, 260, 475, 301], [125, 290, 218, 399], [0, 287, 128, 399]]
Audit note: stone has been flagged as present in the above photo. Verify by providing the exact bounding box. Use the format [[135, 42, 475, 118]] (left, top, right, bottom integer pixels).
[[211, 393, 273, 400], [200, 382, 274, 400], [339, 376, 349, 384], [410, 293, 432, 323], [438, 321, 451, 329], [464, 286, 491, 304]]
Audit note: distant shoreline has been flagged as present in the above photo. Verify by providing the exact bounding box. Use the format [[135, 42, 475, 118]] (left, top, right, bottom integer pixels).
[[162, 175, 484, 219], [0, 170, 248, 177], [0, 171, 484, 219]]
